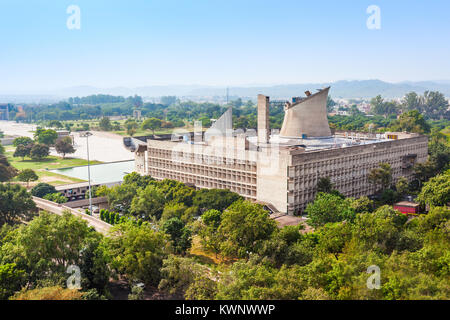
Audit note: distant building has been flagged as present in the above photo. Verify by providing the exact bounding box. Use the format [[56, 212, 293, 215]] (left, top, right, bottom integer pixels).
[[0, 104, 9, 120], [126, 87, 428, 215], [394, 201, 421, 215], [133, 109, 142, 120]]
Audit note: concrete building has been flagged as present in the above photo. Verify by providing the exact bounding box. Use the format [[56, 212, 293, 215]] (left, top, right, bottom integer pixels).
[[127, 87, 428, 215]]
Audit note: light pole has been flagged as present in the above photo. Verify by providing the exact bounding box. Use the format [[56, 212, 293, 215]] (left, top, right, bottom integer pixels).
[[80, 131, 93, 215]]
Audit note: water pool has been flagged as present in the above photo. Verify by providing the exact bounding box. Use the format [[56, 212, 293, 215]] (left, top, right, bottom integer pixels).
[[50, 160, 135, 184]]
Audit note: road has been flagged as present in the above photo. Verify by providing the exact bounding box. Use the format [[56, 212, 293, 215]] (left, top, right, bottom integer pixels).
[[33, 196, 111, 234]]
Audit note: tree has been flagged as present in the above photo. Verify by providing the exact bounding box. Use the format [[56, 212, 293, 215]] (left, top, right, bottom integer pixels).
[[13, 144, 32, 160], [55, 137, 75, 158], [43, 192, 68, 204], [130, 185, 166, 220], [193, 189, 242, 213], [326, 96, 337, 112], [48, 120, 63, 129], [422, 91, 449, 120], [416, 170, 450, 207], [395, 177, 409, 198], [142, 117, 162, 136], [368, 163, 393, 192], [100, 183, 139, 214], [98, 117, 112, 131], [158, 255, 215, 298], [125, 119, 138, 136], [317, 177, 333, 193], [13, 137, 33, 147], [30, 143, 50, 160], [217, 201, 277, 258], [0, 212, 109, 291], [0, 183, 36, 226], [103, 222, 169, 286], [305, 192, 354, 228], [402, 92, 423, 112], [0, 263, 26, 299], [198, 209, 223, 258], [160, 96, 177, 106], [0, 155, 18, 182], [389, 110, 430, 134], [17, 169, 38, 188], [31, 182, 57, 198], [370, 95, 398, 117], [34, 128, 58, 146], [162, 217, 192, 255]]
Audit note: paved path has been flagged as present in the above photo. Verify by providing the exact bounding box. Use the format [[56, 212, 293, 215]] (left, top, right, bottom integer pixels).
[[33, 196, 111, 234]]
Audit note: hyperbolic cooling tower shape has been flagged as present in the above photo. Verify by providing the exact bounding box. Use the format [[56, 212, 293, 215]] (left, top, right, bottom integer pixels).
[[279, 87, 332, 138]]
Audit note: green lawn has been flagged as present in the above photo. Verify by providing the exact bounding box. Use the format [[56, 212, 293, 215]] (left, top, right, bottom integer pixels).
[[5, 146, 102, 187]]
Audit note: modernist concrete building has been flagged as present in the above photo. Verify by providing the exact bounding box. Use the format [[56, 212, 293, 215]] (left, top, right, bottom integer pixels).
[[127, 88, 428, 215]]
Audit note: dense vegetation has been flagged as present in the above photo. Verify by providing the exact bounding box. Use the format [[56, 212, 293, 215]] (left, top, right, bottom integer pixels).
[[0, 162, 448, 300]]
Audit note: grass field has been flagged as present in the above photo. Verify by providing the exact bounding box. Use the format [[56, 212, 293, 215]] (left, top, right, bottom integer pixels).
[[4, 146, 102, 187]]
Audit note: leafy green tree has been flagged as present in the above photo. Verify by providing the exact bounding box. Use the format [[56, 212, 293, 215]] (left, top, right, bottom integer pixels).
[[0, 263, 27, 299], [17, 169, 38, 188], [30, 143, 50, 161], [124, 119, 138, 136], [305, 192, 354, 228], [193, 188, 242, 213], [55, 137, 75, 158], [198, 209, 223, 258], [161, 201, 188, 222], [34, 129, 58, 146], [368, 163, 392, 191], [13, 144, 32, 160], [162, 218, 192, 255], [402, 91, 423, 112], [13, 137, 33, 147], [0, 183, 36, 226], [217, 201, 277, 258], [0, 212, 109, 292], [389, 110, 430, 134], [0, 155, 18, 182], [122, 172, 154, 188], [370, 95, 398, 117], [142, 117, 162, 136], [130, 185, 166, 220], [99, 183, 139, 214], [128, 285, 144, 300], [416, 170, 450, 207], [422, 91, 449, 120], [349, 196, 374, 213], [395, 177, 409, 198], [103, 222, 169, 286], [158, 255, 216, 299], [43, 192, 68, 204], [30, 182, 57, 198], [317, 177, 333, 193], [98, 117, 112, 131]]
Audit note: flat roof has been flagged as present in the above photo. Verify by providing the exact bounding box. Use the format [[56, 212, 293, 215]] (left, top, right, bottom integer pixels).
[[394, 201, 420, 207]]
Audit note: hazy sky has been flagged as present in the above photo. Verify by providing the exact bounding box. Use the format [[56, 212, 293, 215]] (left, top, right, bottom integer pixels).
[[1, 0, 449, 92]]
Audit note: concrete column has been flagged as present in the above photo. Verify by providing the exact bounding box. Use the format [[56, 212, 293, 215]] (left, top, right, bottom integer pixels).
[[257, 94, 270, 144]]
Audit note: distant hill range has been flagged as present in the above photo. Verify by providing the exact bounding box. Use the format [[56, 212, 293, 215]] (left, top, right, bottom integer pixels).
[[2, 80, 450, 103], [56, 80, 450, 100]]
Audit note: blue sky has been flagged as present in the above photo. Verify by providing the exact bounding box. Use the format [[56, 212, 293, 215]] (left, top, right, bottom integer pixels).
[[0, 0, 449, 92]]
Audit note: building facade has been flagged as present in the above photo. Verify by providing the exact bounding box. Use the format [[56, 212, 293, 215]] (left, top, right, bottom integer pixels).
[[130, 88, 428, 215]]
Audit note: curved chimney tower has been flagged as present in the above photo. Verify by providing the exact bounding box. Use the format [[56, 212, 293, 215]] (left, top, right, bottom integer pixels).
[[279, 87, 332, 138]]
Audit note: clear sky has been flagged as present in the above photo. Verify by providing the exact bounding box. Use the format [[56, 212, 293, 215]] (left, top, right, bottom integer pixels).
[[0, 0, 449, 92]]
